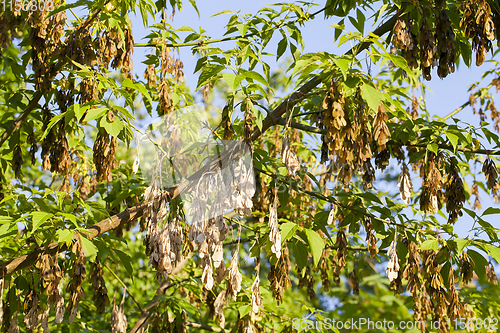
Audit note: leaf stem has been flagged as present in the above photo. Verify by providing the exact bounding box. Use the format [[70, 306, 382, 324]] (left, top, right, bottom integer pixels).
[[103, 262, 143, 311]]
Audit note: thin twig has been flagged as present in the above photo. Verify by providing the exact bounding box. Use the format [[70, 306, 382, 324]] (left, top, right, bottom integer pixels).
[[103, 262, 143, 311]]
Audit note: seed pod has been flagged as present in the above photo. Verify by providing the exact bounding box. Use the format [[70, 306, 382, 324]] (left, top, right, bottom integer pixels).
[[397, 164, 413, 204], [110, 293, 127, 333]]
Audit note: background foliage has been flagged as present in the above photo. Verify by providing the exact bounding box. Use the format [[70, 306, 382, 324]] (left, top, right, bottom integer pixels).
[[1, 0, 500, 332]]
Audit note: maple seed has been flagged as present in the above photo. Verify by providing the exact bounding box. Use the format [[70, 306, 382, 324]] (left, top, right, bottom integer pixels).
[[386, 240, 400, 282], [397, 164, 413, 204]]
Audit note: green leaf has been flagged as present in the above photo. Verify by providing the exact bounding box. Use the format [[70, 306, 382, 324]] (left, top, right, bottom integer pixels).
[[253, 105, 265, 132], [290, 237, 308, 271], [57, 229, 74, 247], [277, 38, 288, 60], [360, 83, 383, 111], [468, 249, 488, 281], [83, 108, 108, 122], [100, 116, 123, 137], [454, 238, 471, 254], [427, 143, 439, 155], [80, 235, 98, 262], [241, 69, 271, 90], [280, 222, 297, 242], [305, 229, 325, 267], [484, 244, 500, 265], [482, 207, 500, 216], [114, 249, 134, 277], [31, 212, 53, 233], [332, 57, 351, 81], [446, 132, 459, 151], [196, 64, 225, 90], [420, 239, 439, 251]]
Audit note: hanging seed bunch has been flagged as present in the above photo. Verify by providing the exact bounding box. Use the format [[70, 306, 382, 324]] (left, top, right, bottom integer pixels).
[[143, 184, 184, 280], [0, 9, 23, 48], [460, 252, 475, 284], [397, 163, 413, 204], [421, 250, 450, 332], [482, 157, 500, 201], [315, 248, 332, 292], [420, 155, 444, 213], [334, 229, 347, 279], [250, 266, 262, 314], [392, 13, 419, 70], [187, 153, 254, 290], [281, 134, 300, 176], [392, 1, 459, 80], [268, 246, 292, 304], [158, 42, 184, 115], [40, 110, 71, 175], [36, 254, 65, 323], [93, 130, 118, 182], [349, 268, 360, 295], [435, 0, 456, 78], [22, 286, 38, 330], [444, 161, 465, 223], [460, 0, 496, 66], [363, 217, 379, 257], [112, 27, 134, 79], [90, 262, 109, 314], [268, 189, 281, 259], [486, 261, 498, 285], [471, 183, 482, 209], [110, 293, 127, 333], [297, 266, 316, 300], [27, 0, 66, 92], [66, 244, 86, 324], [322, 79, 373, 185], [403, 240, 432, 329], [385, 239, 400, 283], [144, 64, 157, 88]]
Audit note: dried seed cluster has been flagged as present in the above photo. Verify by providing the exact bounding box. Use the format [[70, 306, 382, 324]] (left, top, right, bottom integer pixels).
[[444, 161, 465, 223], [392, 1, 457, 80], [322, 80, 374, 186], [111, 293, 127, 333], [90, 262, 109, 314], [268, 247, 292, 304], [93, 130, 118, 182], [66, 246, 86, 324], [460, 0, 497, 66]]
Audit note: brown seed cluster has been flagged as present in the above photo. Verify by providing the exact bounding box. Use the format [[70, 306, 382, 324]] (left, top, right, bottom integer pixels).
[[40, 109, 71, 175], [392, 2, 457, 80], [420, 157, 443, 214], [444, 161, 465, 224], [460, 0, 497, 66], [66, 245, 86, 324], [90, 262, 109, 314], [482, 157, 500, 201], [26, 0, 66, 92], [144, 64, 157, 89], [158, 42, 184, 115], [268, 246, 292, 304], [322, 80, 373, 186], [36, 253, 65, 323], [110, 293, 127, 333], [93, 130, 118, 182], [298, 266, 316, 300]]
